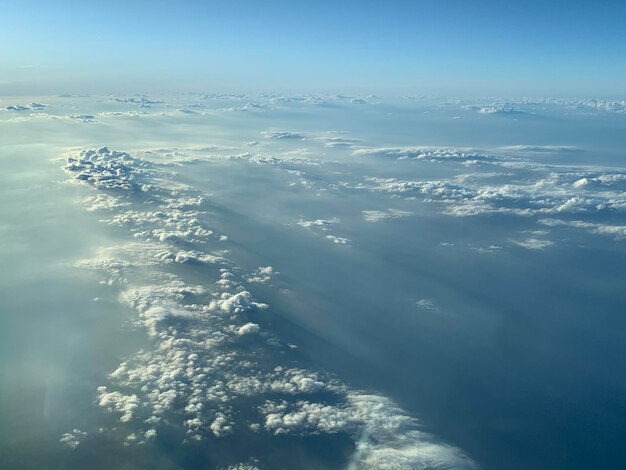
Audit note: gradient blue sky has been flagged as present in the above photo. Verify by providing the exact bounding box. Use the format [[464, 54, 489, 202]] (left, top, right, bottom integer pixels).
[[1, 0, 625, 96]]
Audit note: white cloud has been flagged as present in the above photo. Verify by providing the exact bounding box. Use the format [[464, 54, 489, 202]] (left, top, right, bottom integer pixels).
[[247, 266, 274, 284], [262, 131, 308, 140], [237, 323, 260, 336], [511, 238, 555, 250], [326, 234, 351, 245], [539, 218, 626, 239], [59, 429, 87, 449], [362, 209, 412, 222], [64, 147, 153, 192], [477, 104, 525, 115], [297, 218, 339, 230], [4, 102, 47, 111], [62, 145, 474, 468], [97, 387, 139, 422], [353, 146, 493, 163]]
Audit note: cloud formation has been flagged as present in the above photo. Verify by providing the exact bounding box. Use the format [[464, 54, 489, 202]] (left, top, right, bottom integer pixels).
[[61, 147, 474, 469]]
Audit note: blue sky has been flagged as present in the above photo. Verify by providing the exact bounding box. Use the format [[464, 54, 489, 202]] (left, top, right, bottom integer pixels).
[[1, 0, 625, 96]]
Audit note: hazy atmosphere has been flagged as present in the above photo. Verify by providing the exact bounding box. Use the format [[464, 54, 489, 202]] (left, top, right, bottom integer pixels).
[[1, 2, 625, 470]]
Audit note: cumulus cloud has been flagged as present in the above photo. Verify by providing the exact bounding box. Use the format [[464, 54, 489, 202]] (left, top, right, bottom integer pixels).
[[346, 154, 626, 240], [297, 218, 339, 230], [262, 393, 475, 469], [97, 387, 140, 422], [236, 323, 260, 336], [246, 266, 274, 284], [326, 234, 351, 245], [62, 146, 474, 468], [59, 429, 88, 449], [64, 147, 153, 191], [298, 217, 350, 245]]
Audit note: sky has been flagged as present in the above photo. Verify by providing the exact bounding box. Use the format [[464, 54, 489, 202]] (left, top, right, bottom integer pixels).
[[2, 6, 626, 467], [1, 0, 626, 96]]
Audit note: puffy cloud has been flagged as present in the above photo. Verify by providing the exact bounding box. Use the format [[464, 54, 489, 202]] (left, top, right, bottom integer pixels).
[[349, 162, 626, 232], [61, 145, 474, 468], [64, 147, 153, 192], [236, 323, 260, 336], [247, 266, 274, 284], [298, 217, 350, 245], [261, 393, 475, 469], [207, 290, 269, 314], [97, 387, 139, 422], [210, 413, 233, 436], [59, 429, 87, 449], [297, 218, 339, 230], [326, 235, 351, 245], [83, 193, 131, 212]]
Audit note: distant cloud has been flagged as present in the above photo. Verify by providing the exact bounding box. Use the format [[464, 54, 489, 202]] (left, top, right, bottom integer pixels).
[[539, 219, 626, 239], [362, 209, 412, 222], [59, 429, 87, 449], [500, 145, 579, 154], [416, 298, 439, 312], [299, 218, 350, 245], [262, 131, 308, 140], [297, 218, 339, 230], [477, 104, 526, 115], [4, 102, 47, 111], [326, 234, 351, 245], [511, 238, 555, 250]]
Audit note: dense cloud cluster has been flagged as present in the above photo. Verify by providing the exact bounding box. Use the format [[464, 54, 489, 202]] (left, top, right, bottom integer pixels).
[[349, 145, 626, 243], [62, 148, 474, 468], [65, 147, 153, 191]]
